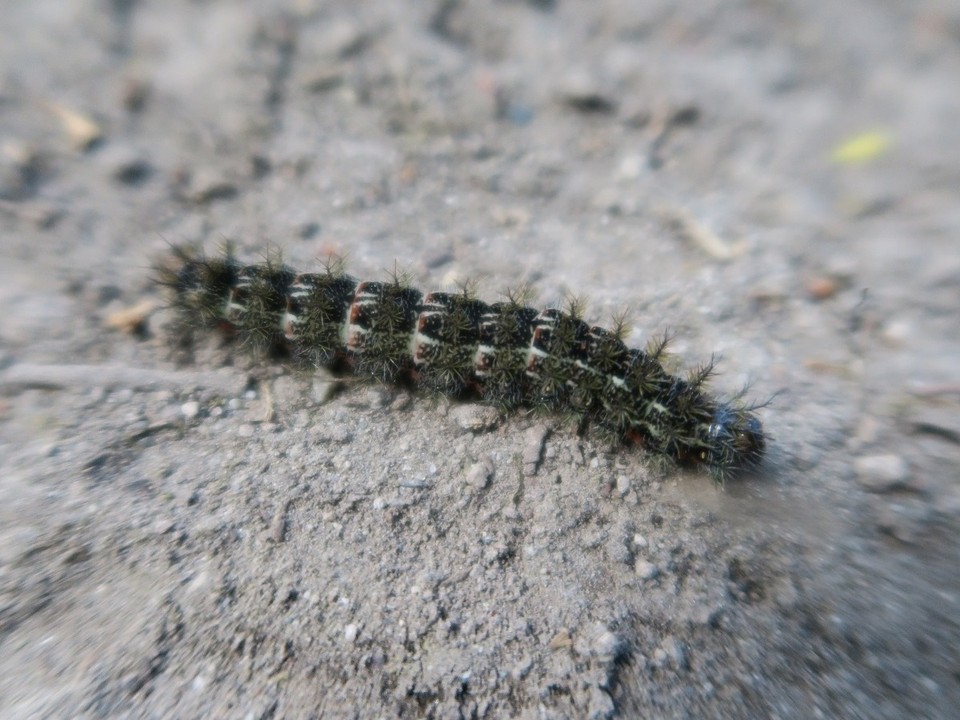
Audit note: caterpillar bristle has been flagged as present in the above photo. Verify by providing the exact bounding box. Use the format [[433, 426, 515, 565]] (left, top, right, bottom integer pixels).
[[608, 309, 632, 342], [155, 246, 767, 480]]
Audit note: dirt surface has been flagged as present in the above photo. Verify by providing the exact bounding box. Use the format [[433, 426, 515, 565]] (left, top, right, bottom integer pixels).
[[2, 1, 960, 718]]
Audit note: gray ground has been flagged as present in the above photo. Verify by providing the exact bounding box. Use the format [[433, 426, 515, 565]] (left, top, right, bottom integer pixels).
[[2, 1, 959, 718]]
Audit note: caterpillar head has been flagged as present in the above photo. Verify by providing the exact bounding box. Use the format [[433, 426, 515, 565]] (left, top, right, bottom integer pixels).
[[704, 404, 765, 482]]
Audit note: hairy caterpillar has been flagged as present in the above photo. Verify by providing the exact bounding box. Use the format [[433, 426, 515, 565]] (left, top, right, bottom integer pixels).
[[157, 246, 766, 481]]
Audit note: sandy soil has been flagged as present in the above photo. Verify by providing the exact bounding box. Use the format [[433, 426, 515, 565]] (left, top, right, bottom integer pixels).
[[2, 1, 959, 718]]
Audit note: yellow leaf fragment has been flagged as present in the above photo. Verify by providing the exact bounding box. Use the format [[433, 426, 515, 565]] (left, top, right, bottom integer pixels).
[[105, 300, 155, 334], [831, 131, 892, 164]]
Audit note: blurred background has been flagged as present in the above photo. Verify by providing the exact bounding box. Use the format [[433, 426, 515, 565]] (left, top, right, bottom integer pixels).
[[1, 1, 958, 717]]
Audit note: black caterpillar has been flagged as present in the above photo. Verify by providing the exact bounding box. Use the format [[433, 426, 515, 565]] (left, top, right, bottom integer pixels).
[[158, 246, 766, 481]]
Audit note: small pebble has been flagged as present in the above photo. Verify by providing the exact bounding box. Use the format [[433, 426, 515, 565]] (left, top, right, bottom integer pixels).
[[465, 460, 493, 490], [269, 502, 289, 543], [389, 392, 412, 412], [182, 168, 237, 204], [583, 622, 620, 659], [635, 560, 659, 580], [121, 76, 151, 112], [450, 404, 500, 433], [100, 144, 152, 185], [557, 73, 616, 114], [854, 454, 909, 492], [523, 426, 549, 476], [318, 19, 368, 58], [511, 658, 533, 681], [343, 623, 359, 643], [180, 401, 200, 420], [304, 67, 345, 93], [881, 319, 911, 347], [48, 102, 103, 150], [1, 141, 44, 200], [617, 154, 644, 181]]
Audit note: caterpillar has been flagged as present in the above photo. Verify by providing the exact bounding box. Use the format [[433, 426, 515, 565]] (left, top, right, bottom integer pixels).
[[157, 246, 766, 481]]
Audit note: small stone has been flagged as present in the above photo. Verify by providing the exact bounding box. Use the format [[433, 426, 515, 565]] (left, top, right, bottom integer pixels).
[[49, 102, 103, 150], [577, 622, 620, 659], [632, 533, 648, 550], [182, 168, 237, 204], [617, 154, 644, 181], [390, 392, 412, 412], [343, 623, 359, 643], [635, 560, 659, 580], [153, 518, 175, 535], [180, 401, 200, 420], [100, 144, 152, 185], [237, 423, 255, 438], [318, 19, 369, 58], [304, 67, 344, 93], [450, 404, 500, 433], [319, 425, 353, 445], [804, 275, 838, 300], [881, 319, 911, 347], [557, 72, 616, 114], [269, 501, 290, 543], [615, 475, 632, 496], [854, 454, 909, 492], [522, 425, 549, 476], [465, 459, 493, 490], [1, 140, 44, 200], [511, 658, 533, 681], [121, 76, 151, 112]]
